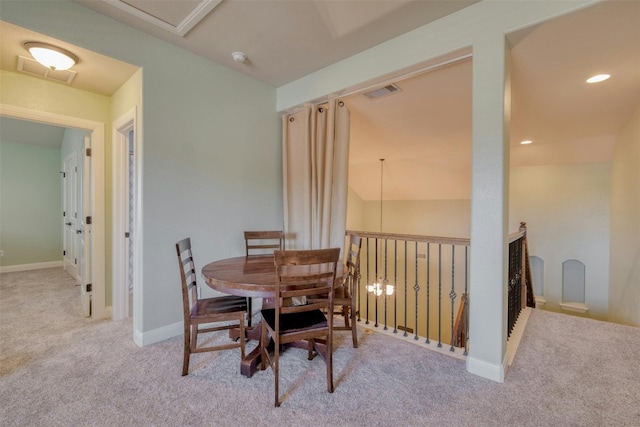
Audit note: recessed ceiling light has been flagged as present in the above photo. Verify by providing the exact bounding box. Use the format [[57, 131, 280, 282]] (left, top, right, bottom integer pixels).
[[586, 74, 610, 84], [520, 140, 533, 145]]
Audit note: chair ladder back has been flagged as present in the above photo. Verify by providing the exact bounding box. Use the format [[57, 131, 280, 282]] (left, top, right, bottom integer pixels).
[[244, 230, 284, 256], [274, 248, 339, 313], [176, 238, 199, 314]]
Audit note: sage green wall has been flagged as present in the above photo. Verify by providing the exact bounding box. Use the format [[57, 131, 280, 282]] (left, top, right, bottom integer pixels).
[[345, 187, 366, 232], [609, 107, 640, 326], [1, 1, 280, 338], [0, 140, 62, 266]]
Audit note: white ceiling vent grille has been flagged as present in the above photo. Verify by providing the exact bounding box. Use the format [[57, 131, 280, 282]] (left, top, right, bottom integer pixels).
[[363, 83, 402, 99], [17, 56, 77, 84]]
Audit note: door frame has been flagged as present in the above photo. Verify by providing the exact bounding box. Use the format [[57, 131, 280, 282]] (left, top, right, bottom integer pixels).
[[0, 103, 106, 320], [112, 107, 142, 327]]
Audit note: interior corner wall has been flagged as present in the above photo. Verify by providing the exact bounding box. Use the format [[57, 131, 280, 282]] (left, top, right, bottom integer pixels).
[[509, 163, 611, 319], [0, 139, 62, 266], [609, 106, 640, 326], [346, 187, 366, 231]]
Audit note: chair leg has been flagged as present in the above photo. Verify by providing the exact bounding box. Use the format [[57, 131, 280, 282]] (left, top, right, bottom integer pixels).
[[343, 305, 350, 328], [260, 322, 267, 371], [327, 335, 334, 393], [308, 339, 314, 360], [239, 316, 246, 360], [246, 298, 252, 327], [274, 337, 280, 407], [350, 306, 358, 348], [182, 323, 191, 376]]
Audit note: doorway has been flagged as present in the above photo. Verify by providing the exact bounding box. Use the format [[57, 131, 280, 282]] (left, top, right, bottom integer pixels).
[[112, 107, 139, 322], [0, 103, 106, 319]]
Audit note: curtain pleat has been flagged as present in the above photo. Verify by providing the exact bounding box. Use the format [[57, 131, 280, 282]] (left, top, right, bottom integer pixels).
[[283, 100, 350, 250]]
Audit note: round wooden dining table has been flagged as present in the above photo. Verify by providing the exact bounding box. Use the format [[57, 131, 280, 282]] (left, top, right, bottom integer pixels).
[[201, 254, 346, 377], [202, 255, 282, 298]]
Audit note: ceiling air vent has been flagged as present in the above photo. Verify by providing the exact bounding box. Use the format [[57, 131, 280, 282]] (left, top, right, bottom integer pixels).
[[363, 83, 401, 99], [17, 56, 77, 84]]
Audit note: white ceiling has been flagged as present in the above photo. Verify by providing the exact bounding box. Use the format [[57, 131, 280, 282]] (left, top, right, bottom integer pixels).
[[1, 1, 638, 201], [73, 0, 479, 87]]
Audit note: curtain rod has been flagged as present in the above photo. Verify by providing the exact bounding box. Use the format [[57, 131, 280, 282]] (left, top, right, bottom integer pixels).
[[284, 52, 472, 117]]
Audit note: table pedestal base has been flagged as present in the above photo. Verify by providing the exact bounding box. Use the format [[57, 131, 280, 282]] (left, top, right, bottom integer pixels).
[[229, 324, 263, 378]]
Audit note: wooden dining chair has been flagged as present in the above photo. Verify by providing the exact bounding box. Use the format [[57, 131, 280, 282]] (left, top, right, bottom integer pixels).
[[260, 247, 340, 407], [332, 233, 362, 348], [243, 230, 284, 326], [244, 230, 284, 256], [175, 237, 247, 376]]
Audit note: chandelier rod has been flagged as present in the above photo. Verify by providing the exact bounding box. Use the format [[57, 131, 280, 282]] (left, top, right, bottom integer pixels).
[[379, 158, 384, 234]]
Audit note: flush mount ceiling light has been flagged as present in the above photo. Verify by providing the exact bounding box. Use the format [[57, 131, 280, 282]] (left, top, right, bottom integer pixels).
[[23, 41, 79, 71], [520, 140, 533, 145], [586, 74, 610, 84]]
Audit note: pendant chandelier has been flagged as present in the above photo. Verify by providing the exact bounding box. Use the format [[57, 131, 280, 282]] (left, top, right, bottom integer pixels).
[[367, 159, 394, 297]]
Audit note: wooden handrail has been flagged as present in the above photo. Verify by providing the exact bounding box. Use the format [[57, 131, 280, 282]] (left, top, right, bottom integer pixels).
[[347, 230, 470, 247]]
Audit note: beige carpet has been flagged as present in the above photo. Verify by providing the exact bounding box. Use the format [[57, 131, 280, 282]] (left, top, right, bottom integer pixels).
[[1, 268, 639, 426]]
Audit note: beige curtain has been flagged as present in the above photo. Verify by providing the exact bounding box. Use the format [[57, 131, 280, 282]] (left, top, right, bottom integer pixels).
[[283, 99, 350, 250]]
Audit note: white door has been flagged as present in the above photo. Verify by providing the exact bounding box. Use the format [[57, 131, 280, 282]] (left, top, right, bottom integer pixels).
[[79, 134, 92, 317], [62, 152, 78, 279]]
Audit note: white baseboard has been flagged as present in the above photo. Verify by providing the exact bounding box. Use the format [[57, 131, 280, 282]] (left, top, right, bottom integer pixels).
[[467, 354, 506, 383], [507, 307, 532, 366], [134, 320, 183, 347], [0, 260, 63, 273], [559, 301, 589, 313]]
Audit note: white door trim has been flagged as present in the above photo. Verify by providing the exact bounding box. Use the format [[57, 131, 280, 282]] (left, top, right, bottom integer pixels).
[[112, 108, 134, 320], [112, 107, 143, 342], [0, 103, 106, 320]]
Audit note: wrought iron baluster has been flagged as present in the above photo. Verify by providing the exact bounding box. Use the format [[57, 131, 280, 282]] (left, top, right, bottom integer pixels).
[[464, 246, 469, 356], [449, 245, 457, 352], [375, 237, 379, 328], [383, 239, 388, 331], [365, 237, 370, 325], [402, 240, 409, 337], [394, 239, 399, 334], [413, 241, 420, 341], [437, 243, 442, 348], [425, 243, 430, 344]]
